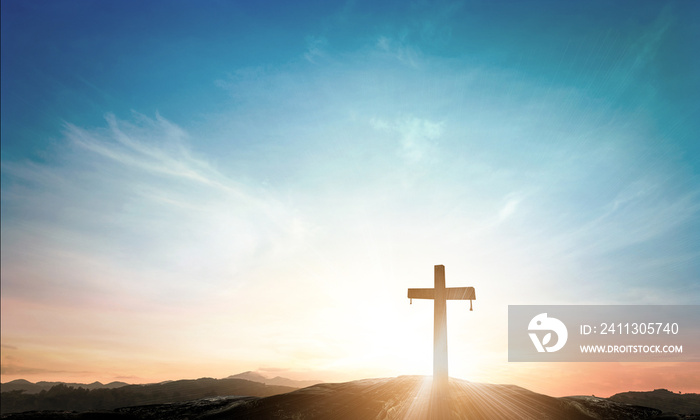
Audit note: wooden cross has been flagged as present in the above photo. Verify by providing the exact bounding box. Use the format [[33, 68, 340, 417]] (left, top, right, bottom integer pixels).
[[407, 265, 475, 388]]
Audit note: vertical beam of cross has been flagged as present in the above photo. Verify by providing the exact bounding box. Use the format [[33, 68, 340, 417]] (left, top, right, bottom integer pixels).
[[407, 265, 475, 389], [433, 265, 448, 387]]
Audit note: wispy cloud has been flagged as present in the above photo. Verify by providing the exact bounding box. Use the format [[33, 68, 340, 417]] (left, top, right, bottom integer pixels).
[[370, 116, 443, 164], [498, 196, 521, 222], [555, 180, 699, 259], [64, 113, 273, 211], [629, 6, 672, 73], [376, 36, 422, 68], [304, 36, 328, 63], [1, 113, 307, 307]]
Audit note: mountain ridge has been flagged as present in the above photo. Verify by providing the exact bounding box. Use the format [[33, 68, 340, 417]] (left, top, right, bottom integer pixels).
[[1, 371, 319, 395], [0, 370, 322, 394], [1, 380, 129, 394], [226, 371, 321, 389], [0, 377, 296, 415], [3, 375, 694, 419]]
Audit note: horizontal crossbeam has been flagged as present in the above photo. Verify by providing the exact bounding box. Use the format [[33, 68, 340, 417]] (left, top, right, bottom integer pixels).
[[407, 288, 434, 299], [446, 287, 476, 300], [407, 286, 475, 300]]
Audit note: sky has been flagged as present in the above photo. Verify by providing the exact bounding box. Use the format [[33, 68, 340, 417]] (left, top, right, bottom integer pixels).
[[1, 0, 699, 397]]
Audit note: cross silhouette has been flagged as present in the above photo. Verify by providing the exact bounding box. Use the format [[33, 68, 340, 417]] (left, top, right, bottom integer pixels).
[[407, 265, 475, 388]]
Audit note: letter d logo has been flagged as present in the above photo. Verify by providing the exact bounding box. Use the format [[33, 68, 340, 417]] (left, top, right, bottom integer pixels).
[[528, 313, 568, 353]]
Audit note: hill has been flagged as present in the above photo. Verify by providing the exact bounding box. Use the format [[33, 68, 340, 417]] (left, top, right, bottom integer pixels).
[[3, 376, 688, 419], [0, 377, 296, 415], [609, 389, 700, 415], [208, 376, 665, 419], [1, 380, 129, 394]]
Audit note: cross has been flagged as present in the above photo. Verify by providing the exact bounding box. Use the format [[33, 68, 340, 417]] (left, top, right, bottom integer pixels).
[[407, 265, 475, 388]]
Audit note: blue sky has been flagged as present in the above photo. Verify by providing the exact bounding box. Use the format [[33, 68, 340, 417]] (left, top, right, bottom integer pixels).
[[2, 0, 699, 396]]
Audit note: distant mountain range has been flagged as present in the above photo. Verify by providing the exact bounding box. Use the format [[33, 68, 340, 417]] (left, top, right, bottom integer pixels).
[[4, 376, 698, 419], [0, 377, 296, 415], [1, 371, 319, 395], [1, 379, 129, 394], [226, 371, 321, 388], [2, 375, 698, 418]]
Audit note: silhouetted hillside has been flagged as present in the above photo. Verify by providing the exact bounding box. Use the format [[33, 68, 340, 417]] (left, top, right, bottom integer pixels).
[[2, 376, 681, 419], [0, 378, 296, 415], [610, 389, 700, 415], [1, 380, 128, 394], [212, 376, 664, 420]]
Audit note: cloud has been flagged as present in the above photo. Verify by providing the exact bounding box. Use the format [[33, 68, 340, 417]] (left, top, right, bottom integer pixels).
[[498, 197, 520, 222], [557, 180, 699, 258], [376, 36, 421, 67], [370, 116, 443, 164], [629, 6, 672, 73], [66, 113, 230, 192], [304, 36, 328, 63], [1, 113, 308, 307]]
